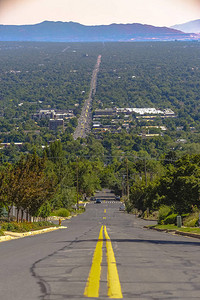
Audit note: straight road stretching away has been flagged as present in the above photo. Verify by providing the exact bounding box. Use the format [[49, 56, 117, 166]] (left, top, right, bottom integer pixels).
[[73, 55, 101, 140], [1, 202, 200, 299]]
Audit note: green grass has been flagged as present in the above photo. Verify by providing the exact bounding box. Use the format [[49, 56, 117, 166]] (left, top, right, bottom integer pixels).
[[151, 224, 200, 234], [179, 227, 200, 234], [153, 225, 178, 230]]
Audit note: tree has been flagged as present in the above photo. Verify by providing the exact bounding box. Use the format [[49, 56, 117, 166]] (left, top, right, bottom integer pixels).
[[158, 154, 200, 214], [0, 153, 56, 221]]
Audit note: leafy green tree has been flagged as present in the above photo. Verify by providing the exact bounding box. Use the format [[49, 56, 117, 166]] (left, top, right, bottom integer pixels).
[[158, 154, 200, 214], [0, 153, 56, 221]]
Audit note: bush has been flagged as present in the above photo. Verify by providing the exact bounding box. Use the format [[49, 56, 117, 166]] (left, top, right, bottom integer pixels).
[[183, 212, 199, 227], [2, 223, 16, 232], [0, 229, 4, 236], [76, 207, 85, 214], [51, 208, 70, 218], [158, 205, 172, 225], [1, 221, 56, 232], [163, 213, 178, 225]]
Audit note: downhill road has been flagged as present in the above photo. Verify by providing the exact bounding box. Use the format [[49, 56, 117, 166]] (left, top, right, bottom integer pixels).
[[1, 202, 200, 299], [73, 55, 101, 140]]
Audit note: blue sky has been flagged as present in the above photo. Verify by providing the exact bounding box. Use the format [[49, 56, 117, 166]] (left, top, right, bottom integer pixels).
[[0, 0, 199, 26]]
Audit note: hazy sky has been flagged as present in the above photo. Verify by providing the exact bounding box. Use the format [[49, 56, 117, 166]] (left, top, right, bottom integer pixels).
[[0, 0, 199, 26]]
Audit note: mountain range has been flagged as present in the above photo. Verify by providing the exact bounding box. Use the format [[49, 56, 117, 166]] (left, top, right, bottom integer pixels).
[[0, 21, 199, 42], [171, 19, 200, 33]]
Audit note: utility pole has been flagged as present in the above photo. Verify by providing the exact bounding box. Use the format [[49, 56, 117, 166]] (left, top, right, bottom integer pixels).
[[126, 158, 129, 201], [76, 156, 79, 210], [144, 158, 147, 186], [122, 175, 126, 197], [122, 175, 124, 197]]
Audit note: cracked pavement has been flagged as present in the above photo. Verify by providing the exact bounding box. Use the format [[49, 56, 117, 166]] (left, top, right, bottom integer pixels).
[[1, 201, 200, 299]]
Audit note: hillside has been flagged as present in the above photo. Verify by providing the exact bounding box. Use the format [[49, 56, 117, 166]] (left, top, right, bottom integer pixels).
[[0, 21, 197, 42], [171, 19, 200, 33]]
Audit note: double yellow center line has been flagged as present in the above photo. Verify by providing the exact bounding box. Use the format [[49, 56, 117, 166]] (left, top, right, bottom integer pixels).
[[84, 225, 123, 298]]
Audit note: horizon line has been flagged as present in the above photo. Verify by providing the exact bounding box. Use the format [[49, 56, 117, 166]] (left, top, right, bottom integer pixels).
[[0, 18, 198, 28]]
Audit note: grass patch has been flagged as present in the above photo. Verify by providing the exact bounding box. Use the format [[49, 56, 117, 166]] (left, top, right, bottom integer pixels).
[[179, 227, 200, 234], [153, 224, 178, 230], [150, 224, 200, 234], [1, 221, 57, 233]]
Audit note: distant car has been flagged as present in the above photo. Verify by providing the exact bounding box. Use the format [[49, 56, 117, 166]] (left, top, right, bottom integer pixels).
[[90, 196, 96, 201], [115, 195, 120, 201], [95, 198, 102, 204], [119, 204, 125, 211]]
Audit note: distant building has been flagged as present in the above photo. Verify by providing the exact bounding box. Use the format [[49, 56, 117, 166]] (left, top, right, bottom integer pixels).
[[32, 110, 55, 120], [176, 139, 187, 143], [117, 107, 175, 118], [0, 142, 23, 148], [49, 119, 64, 131], [117, 108, 163, 115], [94, 108, 117, 118], [32, 109, 74, 120], [138, 133, 161, 138], [144, 126, 167, 131]]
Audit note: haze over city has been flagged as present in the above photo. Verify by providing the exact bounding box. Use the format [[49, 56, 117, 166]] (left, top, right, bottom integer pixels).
[[0, 0, 199, 27]]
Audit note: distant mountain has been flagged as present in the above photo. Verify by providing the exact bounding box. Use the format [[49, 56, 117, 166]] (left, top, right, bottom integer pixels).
[[0, 21, 198, 42], [171, 19, 200, 33]]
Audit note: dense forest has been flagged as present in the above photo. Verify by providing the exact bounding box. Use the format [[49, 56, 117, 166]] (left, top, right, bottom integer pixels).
[[95, 42, 200, 114]]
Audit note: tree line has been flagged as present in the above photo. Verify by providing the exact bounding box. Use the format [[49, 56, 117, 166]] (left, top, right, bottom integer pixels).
[[0, 139, 199, 222]]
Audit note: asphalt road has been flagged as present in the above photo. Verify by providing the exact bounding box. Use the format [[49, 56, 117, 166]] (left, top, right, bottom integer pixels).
[[1, 202, 200, 299], [73, 55, 101, 140]]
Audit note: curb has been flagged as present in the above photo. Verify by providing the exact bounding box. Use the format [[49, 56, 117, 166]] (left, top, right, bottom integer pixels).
[[146, 226, 200, 239], [0, 226, 67, 242], [0, 235, 19, 242], [175, 231, 200, 239]]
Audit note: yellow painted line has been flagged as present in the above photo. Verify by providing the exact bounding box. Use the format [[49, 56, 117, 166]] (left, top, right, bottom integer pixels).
[[84, 226, 103, 298], [104, 226, 123, 299], [104, 209, 106, 213], [103, 217, 106, 220]]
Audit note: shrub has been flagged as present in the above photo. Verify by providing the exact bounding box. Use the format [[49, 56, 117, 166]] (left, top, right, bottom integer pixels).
[[51, 208, 70, 218], [183, 212, 199, 227], [0, 229, 4, 236], [2, 222, 16, 232], [158, 205, 172, 225], [1, 221, 56, 232], [163, 213, 178, 225], [76, 207, 85, 214]]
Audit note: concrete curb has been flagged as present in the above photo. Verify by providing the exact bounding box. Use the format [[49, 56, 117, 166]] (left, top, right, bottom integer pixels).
[[0, 235, 19, 242], [0, 226, 67, 242], [146, 226, 200, 239], [175, 230, 200, 239]]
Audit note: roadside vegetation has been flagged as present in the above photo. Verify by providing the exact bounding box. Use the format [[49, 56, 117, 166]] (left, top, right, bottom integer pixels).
[[1, 221, 57, 233], [150, 224, 200, 234]]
